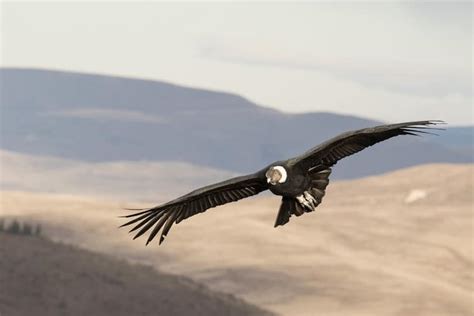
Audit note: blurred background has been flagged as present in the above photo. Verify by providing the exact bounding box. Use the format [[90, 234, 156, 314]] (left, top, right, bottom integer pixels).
[[0, 2, 472, 316]]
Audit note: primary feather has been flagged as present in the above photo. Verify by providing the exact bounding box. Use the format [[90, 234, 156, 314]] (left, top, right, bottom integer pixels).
[[120, 173, 267, 245], [120, 120, 444, 245]]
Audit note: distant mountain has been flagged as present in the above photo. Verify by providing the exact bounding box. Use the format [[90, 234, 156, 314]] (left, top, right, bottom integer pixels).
[[1, 68, 471, 179], [426, 126, 473, 158], [0, 233, 271, 316]]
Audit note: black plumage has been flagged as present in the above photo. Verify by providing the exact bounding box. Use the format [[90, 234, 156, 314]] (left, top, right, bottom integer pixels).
[[120, 120, 443, 245]]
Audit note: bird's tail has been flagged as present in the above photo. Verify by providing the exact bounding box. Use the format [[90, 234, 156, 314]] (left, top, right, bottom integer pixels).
[[274, 167, 331, 227]]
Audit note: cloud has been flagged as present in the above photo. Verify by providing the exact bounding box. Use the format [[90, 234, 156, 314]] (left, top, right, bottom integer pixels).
[[200, 40, 471, 98]]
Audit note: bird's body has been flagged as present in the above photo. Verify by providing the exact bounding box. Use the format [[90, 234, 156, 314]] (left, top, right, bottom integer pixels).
[[121, 120, 443, 245]]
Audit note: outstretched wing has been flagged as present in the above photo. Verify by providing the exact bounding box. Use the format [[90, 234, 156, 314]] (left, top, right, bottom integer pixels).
[[292, 120, 444, 170], [120, 172, 268, 245]]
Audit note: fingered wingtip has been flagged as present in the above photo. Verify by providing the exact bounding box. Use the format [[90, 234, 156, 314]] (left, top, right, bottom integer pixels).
[[119, 207, 153, 218], [146, 234, 157, 246], [120, 213, 140, 218], [132, 232, 142, 240], [403, 128, 440, 136], [402, 120, 447, 138], [426, 120, 447, 126]]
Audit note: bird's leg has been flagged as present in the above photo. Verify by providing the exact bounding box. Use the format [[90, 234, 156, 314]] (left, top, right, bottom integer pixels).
[[296, 193, 313, 211], [303, 191, 317, 209]]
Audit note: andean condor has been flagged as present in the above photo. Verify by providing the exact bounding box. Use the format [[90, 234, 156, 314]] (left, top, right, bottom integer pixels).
[[121, 120, 443, 245]]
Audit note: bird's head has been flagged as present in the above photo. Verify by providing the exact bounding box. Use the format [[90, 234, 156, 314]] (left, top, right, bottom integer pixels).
[[265, 166, 287, 185]]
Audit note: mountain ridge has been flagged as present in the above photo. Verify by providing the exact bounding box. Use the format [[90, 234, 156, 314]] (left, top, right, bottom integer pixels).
[[1, 67, 471, 178]]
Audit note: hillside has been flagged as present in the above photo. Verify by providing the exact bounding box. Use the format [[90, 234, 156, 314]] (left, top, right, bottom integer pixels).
[[1, 68, 471, 179], [0, 233, 271, 316], [0, 149, 234, 202], [1, 163, 472, 316]]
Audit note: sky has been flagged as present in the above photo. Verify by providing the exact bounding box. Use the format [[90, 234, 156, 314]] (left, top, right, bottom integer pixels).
[[1, 1, 472, 125]]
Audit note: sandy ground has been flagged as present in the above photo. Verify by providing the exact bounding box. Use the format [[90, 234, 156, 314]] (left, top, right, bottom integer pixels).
[[1, 163, 473, 316]]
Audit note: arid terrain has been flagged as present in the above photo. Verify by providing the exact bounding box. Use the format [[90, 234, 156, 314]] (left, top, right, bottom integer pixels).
[[1, 163, 472, 316], [0, 233, 270, 316], [0, 149, 234, 202]]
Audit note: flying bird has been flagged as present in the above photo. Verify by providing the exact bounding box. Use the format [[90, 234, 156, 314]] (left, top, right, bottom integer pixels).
[[121, 120, 443, 245]]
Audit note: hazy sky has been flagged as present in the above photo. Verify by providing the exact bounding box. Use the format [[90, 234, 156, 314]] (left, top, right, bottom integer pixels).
[[1, 1, 472, 125]]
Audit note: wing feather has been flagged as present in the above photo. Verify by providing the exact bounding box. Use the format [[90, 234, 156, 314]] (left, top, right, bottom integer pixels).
[[133, 214, 162, 240], [121, 172, 267, 245], [293, 120, 444, 169], [145, 211, 173, 244], [119, 210, 154, 228], [128, 212, 159, 233]]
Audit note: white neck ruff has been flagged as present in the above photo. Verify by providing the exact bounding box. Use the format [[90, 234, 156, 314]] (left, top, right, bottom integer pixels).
[[273, 166, 287, 183]]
